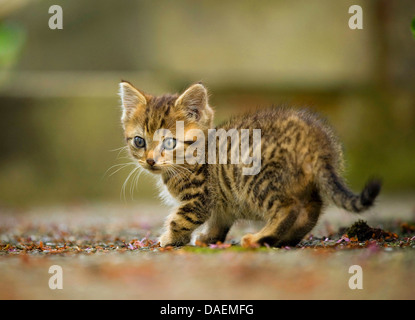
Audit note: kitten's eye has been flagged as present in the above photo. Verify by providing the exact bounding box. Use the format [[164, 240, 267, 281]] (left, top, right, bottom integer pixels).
[[133, 136, 146, 149], [162, 138, 177, 150]]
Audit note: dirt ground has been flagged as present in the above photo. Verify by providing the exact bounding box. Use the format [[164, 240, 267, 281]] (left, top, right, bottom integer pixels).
[[1, 195, 414, 300]]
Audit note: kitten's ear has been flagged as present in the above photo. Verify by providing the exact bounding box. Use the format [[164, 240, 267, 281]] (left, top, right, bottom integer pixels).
[[175, 83, 214, 127], [119, 81, 147, 122]]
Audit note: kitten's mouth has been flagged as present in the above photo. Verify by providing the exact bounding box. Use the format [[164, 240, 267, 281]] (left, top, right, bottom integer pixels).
[[145, 165, 162, 173]]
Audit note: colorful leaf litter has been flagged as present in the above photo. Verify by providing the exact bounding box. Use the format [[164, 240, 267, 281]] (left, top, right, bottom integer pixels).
[[1, 219, 414, 255], [127, 236, 160, 250], [0, 232, 161, 255], [346, 220, 398, 241], [286, 220, 410, 251], [400, 222, 415, 234]]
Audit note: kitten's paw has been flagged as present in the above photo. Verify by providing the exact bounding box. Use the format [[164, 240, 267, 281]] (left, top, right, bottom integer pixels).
[[241, 234, 260, 248], [158, 233, 172, 247], [158, 233, 175, 247], [196, 233, 220, 245], [159, 232, 189, 247]]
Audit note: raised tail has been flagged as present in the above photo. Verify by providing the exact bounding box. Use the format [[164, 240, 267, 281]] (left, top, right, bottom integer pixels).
[[318, 165, 382, 213]]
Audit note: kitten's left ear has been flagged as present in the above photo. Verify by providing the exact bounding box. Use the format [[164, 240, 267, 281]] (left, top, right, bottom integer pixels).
[[175, 83, 214, 128]]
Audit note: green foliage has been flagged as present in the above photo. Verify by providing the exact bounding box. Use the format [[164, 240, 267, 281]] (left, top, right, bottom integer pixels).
[[182, 245, 273, 253], [412, 18, 415, 39], [0, 22, 26, 68]]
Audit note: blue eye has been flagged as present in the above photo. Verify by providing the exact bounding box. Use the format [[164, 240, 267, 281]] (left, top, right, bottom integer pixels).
[[163, 138, 176, 150], [133, 136, 146, 148]]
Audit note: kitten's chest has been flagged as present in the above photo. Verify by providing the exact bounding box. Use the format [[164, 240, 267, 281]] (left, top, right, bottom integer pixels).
[[156, 178, 180, 207]]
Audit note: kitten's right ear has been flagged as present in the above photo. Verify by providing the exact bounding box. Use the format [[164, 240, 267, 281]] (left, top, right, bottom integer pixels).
[[119, 81, 147, 122]]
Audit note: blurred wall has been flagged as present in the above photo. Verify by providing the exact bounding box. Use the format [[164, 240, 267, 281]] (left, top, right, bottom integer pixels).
[[0, 0, 414, 207]]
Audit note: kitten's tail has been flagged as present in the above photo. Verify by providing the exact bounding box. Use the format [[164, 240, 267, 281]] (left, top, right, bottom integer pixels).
[[318, 165, 381, 213]]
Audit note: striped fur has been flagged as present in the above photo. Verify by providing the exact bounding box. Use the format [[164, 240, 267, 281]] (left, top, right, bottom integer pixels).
[[119, 81, 381, 247]]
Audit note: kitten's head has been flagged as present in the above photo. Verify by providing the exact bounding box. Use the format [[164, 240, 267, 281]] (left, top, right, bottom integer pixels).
[[119, 81, 214, 174]]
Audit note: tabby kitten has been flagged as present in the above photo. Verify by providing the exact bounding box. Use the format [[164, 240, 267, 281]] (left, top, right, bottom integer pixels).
[[119, 81, 381, 247]]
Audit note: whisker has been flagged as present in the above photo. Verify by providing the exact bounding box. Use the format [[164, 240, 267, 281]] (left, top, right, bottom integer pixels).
[[171, 164, 192, 181], [116, 156, 133, 160], [109, 146, 128, 152], [168, 165, 190, 183], [130, 167, 143, 199], [174, 165, 193, 174], [164, 166, 178, 183], [103, 161, 137, 179], [121, 166, 140, 202], [109, 146, 130, 159]]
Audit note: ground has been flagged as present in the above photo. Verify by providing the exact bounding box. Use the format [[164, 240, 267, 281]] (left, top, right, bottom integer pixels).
[[0, 196, 414, 300]]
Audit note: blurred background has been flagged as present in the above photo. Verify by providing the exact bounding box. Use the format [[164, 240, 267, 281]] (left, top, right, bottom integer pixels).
[[0, 0, 414, 209]]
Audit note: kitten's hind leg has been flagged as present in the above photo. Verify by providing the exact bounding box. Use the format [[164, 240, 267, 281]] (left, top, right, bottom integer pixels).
[[279, 197, 323, 247], [241, 202, 301, 248]]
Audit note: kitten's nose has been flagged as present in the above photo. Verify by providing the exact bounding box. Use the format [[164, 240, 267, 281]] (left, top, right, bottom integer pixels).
[[146, 158, 156, 166]]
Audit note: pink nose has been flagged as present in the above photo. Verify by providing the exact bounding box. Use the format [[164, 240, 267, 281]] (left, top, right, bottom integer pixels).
[[146, 159, 156, 166]]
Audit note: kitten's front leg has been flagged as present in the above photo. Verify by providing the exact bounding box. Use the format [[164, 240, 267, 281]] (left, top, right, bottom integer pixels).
[[196, 214, 233, 245], [159, 202, 209, 247]]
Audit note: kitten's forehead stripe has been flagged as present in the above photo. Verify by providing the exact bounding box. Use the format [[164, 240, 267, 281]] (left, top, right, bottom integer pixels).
[[143, 94, 178, 134], [165, 105, 171, 116], [159, 118, 165, 129]]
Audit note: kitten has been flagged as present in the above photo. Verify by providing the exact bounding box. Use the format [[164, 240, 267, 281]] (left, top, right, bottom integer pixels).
[[119, 81, 381, 248]]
